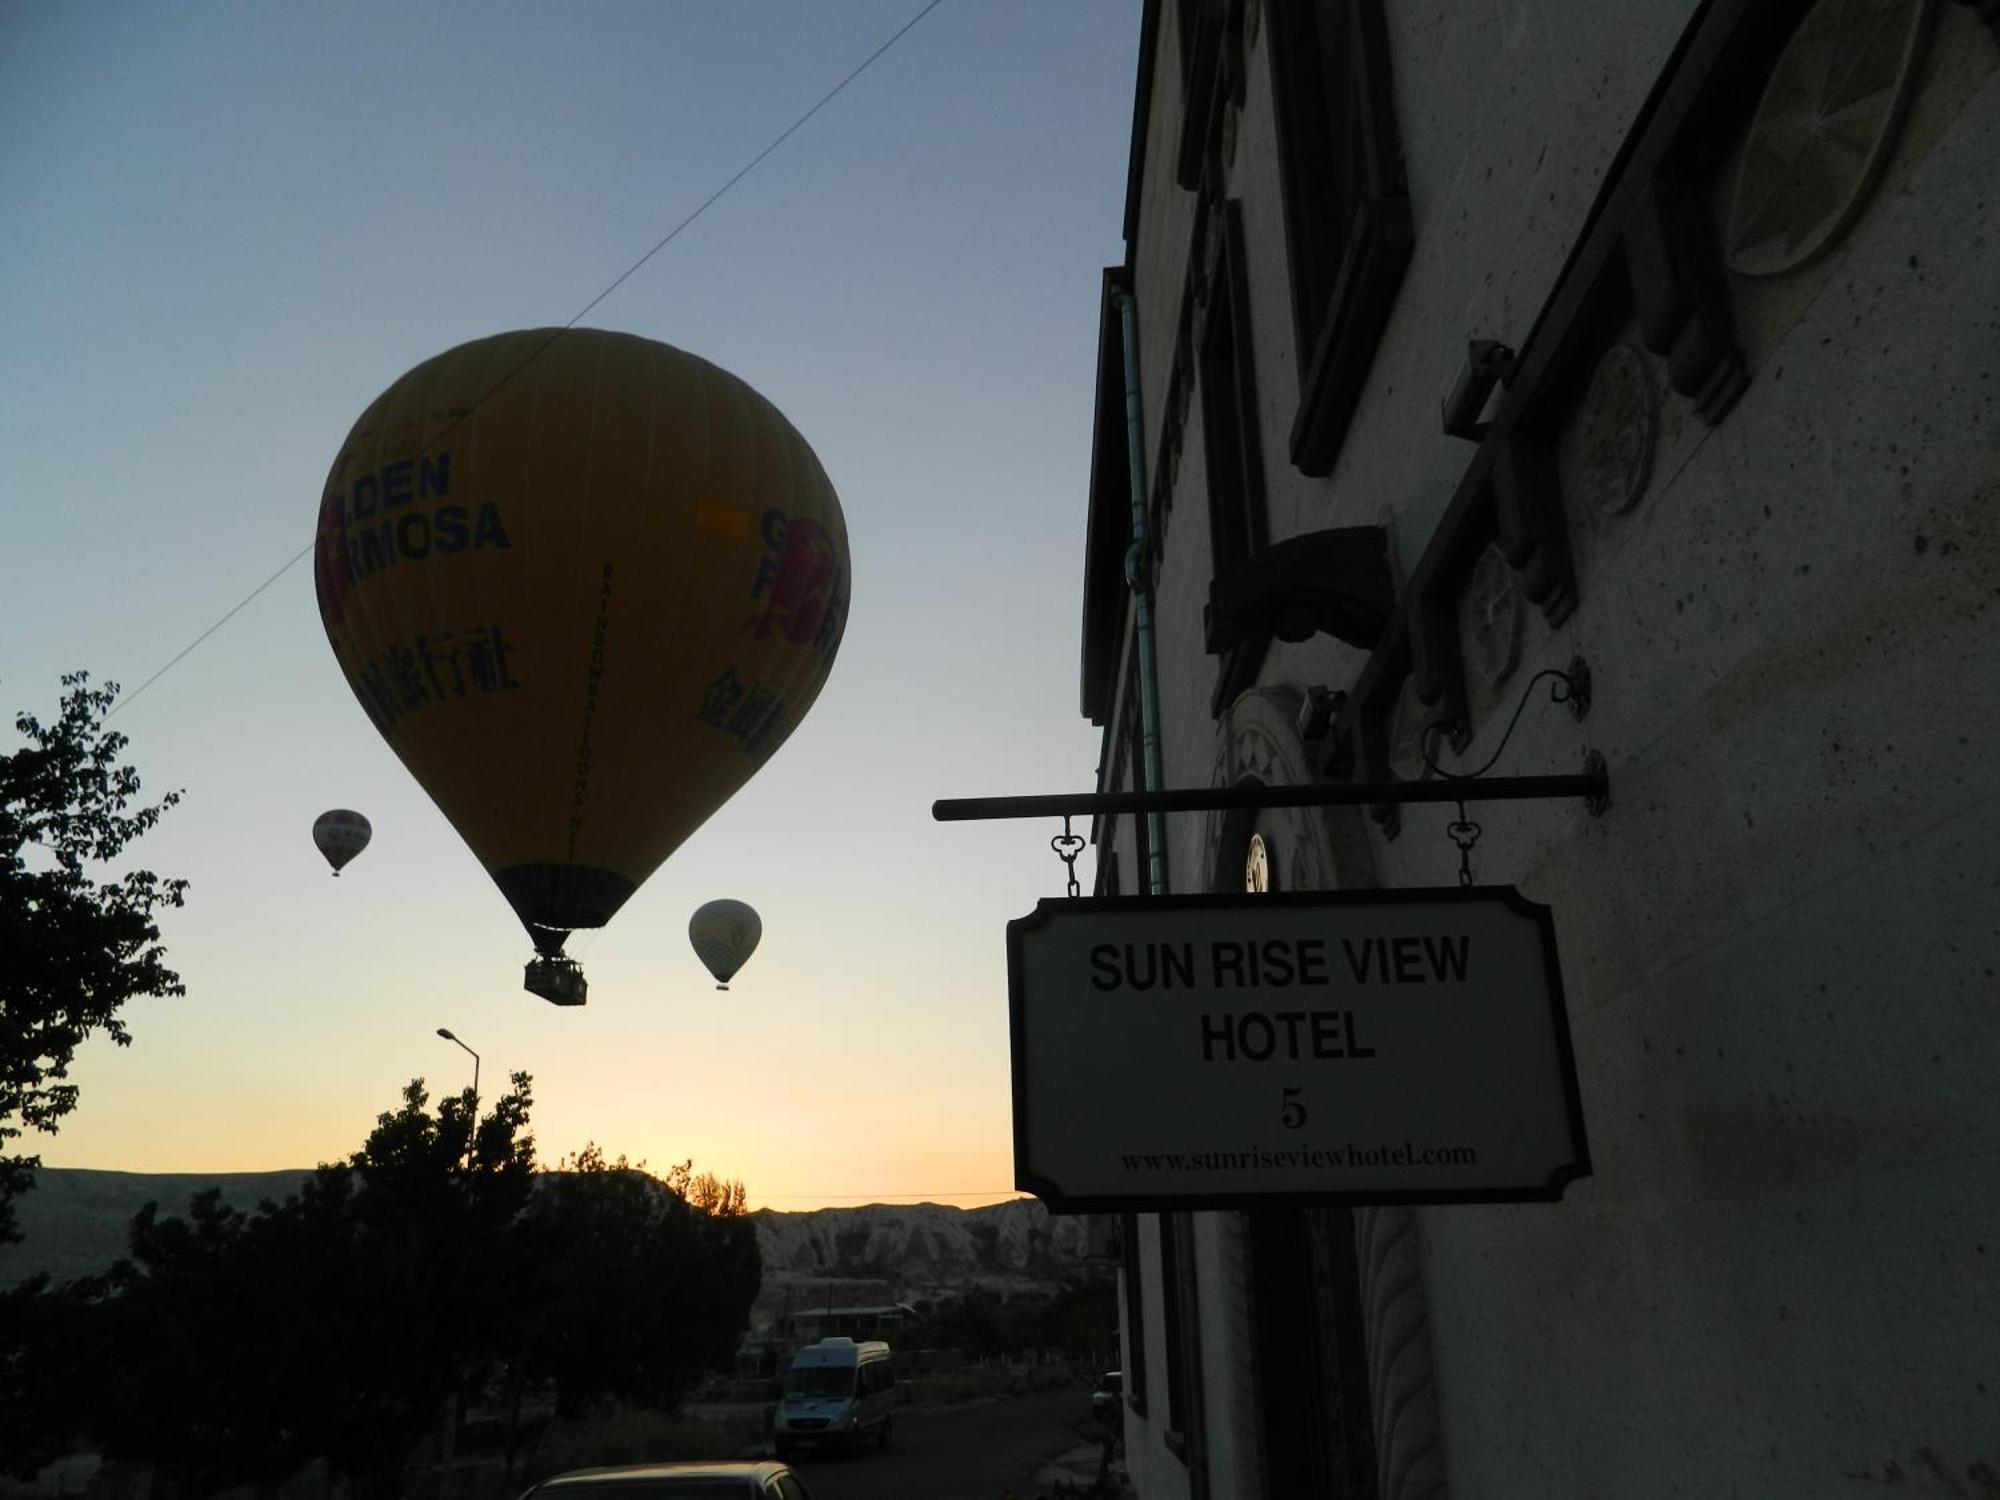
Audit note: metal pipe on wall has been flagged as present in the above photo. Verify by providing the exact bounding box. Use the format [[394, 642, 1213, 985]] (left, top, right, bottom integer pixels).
[[1115, 285, 1169, 897]]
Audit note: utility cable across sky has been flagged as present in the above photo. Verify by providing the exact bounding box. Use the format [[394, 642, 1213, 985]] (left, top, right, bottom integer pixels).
[[108, 0, 946, 719]]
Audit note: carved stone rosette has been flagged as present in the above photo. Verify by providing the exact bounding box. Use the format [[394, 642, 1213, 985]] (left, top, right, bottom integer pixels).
[[1559, 342, 1659, 520], [1724, 0, 1939, 277]]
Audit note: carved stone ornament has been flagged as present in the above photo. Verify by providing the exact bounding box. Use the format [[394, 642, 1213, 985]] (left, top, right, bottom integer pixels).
[[1216, 695, 1296, 787], [1460, 542, 1527, 699], [1203, 687, 1377, 896], [1560, 341, 1658, 517], [1355, 1207, 1450, 1498], [1725, 0, 1939, 277]]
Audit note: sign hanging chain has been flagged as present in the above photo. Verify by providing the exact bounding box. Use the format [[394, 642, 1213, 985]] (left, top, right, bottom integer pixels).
[[1051, 815, 1084, 898], [1448, 800, 1482, 886]]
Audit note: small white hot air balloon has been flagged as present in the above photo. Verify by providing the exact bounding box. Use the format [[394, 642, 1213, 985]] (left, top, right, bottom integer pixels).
[[689, 899, 761, 990], [313, 809, 372, 876]]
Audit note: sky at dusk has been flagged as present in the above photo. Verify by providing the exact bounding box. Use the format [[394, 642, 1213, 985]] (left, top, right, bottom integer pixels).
[[0, 2, 1137, 1209]]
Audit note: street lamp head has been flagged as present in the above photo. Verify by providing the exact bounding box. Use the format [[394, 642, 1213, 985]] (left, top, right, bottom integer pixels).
[[437, 1027, 455, 1040]]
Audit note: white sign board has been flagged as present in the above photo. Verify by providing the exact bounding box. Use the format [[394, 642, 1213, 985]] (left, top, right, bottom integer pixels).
[[1008, 889, 1589, 1209]]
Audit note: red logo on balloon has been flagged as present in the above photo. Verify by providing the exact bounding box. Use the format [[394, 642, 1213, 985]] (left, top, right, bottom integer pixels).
[[744, 513, 835, 647]]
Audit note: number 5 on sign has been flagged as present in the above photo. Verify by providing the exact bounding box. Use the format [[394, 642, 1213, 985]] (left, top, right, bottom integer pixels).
[[1281, 1087, 1307, 1129]]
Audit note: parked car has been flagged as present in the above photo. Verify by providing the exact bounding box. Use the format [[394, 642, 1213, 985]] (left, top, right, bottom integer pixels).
[[520, 1461, 814, 1500], [1091, 1370, 1123, 1416]]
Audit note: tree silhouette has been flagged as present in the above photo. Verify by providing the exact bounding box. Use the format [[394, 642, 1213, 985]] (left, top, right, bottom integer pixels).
[[72, 1075, 537, 1497], [300, 1073, 537, 1497], [83, 1191, 304, 1495], [513, 1150, 760, 1419], [7, 1073, 760, 1491], [0, 1273, 100, 1479], [0, 673, 186, 1242]]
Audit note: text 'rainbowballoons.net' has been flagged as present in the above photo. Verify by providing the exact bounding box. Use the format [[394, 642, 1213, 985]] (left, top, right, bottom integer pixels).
[[314, 329, 849, 1001]]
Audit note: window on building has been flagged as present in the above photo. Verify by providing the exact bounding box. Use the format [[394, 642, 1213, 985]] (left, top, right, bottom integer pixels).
[[1157, 1211, 1207, 1481], [1120, 1211, 1148, 1413], [1246, 1207, 1378, 1495], [1173, 0, 1233, 191], [1266, 0, 1412, 477], [1158, 1210, 1187, 1444], [1200, 198, 1269, 715], [1081, 268, 1136, 730]]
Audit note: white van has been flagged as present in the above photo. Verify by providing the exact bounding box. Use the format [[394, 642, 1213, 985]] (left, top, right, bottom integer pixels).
[[772, 1337, 897, 1458]]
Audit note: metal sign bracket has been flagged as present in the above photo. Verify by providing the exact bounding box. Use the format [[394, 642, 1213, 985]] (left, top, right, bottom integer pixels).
[[934, 662, 1606, 889]]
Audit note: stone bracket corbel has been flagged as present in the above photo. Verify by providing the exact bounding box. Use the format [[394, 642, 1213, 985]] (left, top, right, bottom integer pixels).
[[1205, 527, 1396, 654], [1354, 686, 1402, 838], [1440, 339, 1520, 443], [1625, 174, 1750, 423], [1492, 432, 1578, 627], [1410, 589, 1471, 752]]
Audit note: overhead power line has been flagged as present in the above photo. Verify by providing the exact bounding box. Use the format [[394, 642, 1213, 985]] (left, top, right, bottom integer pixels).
[[109, 0, 946, 719], [109, 544, 315, 716], [566, 0, 947, 335]]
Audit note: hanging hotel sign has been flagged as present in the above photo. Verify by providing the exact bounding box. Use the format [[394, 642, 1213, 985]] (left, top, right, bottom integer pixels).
[[1008, 888, 1590, 1211]]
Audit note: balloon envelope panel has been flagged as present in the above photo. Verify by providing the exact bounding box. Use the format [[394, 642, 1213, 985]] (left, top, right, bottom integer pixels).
[[314, 330, 848, 947]]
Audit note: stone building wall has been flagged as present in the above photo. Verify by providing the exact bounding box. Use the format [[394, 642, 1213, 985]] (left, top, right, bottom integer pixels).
[[1094, 0, 1999, 1494]]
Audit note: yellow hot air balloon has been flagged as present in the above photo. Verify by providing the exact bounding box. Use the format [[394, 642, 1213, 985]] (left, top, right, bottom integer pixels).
[[314, 329, 848, 1005], [689, 898, 762, 990]]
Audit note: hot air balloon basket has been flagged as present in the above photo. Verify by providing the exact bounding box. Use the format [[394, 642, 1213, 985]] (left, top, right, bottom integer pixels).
[[524, 957, 588, 1007]]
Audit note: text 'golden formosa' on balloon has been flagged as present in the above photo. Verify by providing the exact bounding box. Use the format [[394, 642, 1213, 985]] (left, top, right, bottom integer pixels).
[[689, 899, 762, 990], [314, 329, 849, 986]]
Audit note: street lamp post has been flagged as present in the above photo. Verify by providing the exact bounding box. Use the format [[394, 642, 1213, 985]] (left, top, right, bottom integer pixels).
[[435, 1027, 480, 1168], [432, 1026, 481, 1497]]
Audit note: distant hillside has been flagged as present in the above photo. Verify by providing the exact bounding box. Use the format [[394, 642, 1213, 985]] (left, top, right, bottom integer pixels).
[[747, 1198, 1094, 1331], [0, 1168, 316, 1286], [0, 1170, 1097, 1308], [754, 1199, 1085, 1281]]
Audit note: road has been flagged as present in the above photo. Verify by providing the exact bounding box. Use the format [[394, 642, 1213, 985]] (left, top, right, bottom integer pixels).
[[786, 1386, 1108, 1500]]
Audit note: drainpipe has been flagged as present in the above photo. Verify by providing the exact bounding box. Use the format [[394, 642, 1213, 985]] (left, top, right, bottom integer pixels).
[[1114, 285, 1169, 897]]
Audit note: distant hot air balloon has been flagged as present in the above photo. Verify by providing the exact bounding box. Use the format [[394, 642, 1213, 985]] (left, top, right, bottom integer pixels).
[[314, 329, 849, 1005], [689, 899, 762, 990], [312, 809, 372, 876]]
